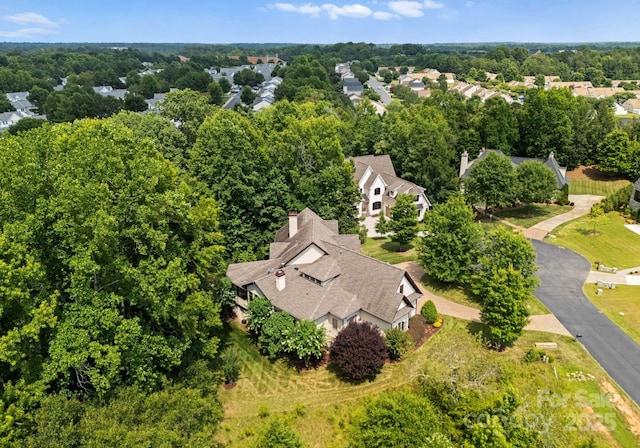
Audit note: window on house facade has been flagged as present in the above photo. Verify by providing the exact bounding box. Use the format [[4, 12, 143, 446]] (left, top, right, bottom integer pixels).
[[635, 189, 640, 203], [374, 187, 381, 195], [372, 201, 382, 210], [399, 321, 405, 330], [399, 284, 404, 294], [332, 317, 340, 329]]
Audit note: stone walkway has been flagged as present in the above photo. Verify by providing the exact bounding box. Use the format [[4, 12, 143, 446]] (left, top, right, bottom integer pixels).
[[522, 194, 605, 240], [395, 261, 572, 337]]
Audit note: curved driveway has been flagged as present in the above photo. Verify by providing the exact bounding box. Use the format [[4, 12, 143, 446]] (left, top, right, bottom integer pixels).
[[533, 240, 640, 406]]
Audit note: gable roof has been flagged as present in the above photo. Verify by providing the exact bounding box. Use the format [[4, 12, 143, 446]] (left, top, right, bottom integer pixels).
[[461, 149, 569, 189], [352, 154, 430, 202], [227, 208, 419, 324]]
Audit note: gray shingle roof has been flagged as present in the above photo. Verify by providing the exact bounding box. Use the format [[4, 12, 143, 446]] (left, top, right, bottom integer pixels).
[[226, 208, 419, 324]]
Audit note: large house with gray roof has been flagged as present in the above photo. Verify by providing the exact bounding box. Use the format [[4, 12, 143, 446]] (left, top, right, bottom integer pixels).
[[226, 208, 421, 338], [459, 148, 570, 190], [352, 155, 432, 220]]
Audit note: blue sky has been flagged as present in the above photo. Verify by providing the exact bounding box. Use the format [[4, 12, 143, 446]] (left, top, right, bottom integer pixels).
[[1, 1, 639, 44]]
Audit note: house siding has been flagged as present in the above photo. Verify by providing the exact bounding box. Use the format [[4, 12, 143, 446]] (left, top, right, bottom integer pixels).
[[629, 178, 640, 211], [288, 244, 325, 265]]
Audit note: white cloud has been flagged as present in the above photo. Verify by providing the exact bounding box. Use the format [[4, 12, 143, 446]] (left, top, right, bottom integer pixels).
[[388, 1, 424, 17], [423, 0, 444, 8], [373, 11, 396, 20], [0, 27, 59, 38], [270, 2, 379, 19], [322, 3, 373, 19], [269, 3, 322, 16], [3, 12, 62, 28]]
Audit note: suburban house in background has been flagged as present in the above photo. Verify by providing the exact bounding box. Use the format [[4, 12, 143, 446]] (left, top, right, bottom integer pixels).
[[459, 148, 570, 190], [629, 178, 640, 211], [351, 154, 432, 220], [226, 208, 421, 338]]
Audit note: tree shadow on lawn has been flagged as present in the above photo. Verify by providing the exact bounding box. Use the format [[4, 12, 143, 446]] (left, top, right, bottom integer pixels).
[[466, 321, 510, 352], [381, 240, 414, 253]]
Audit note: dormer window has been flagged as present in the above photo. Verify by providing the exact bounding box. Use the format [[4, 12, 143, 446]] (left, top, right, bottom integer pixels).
[[374, 187, 381, 195], [399, 284, 404, 294]]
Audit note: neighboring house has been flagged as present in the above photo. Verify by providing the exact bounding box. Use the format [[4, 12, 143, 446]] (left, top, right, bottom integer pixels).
[[6, 92, 35, 112], [343, 77, 363, 97], [629, 178, 640, 212], [352, 154, 432, 220], [459, 148, 570, 190], [622, 98, 640, 115], [226, 208, 421, 338], [93, 86, 127, 100]]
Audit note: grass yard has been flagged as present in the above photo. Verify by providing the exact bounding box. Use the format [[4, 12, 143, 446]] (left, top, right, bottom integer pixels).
[[421, 273, 550, 315], [361, 236, 418, 264], [569, 178, 631, 196], [584, 284, 640, 346], [549, 212, 640, 269], [493, 204, 573, 228], [215, 320, 639, 447]]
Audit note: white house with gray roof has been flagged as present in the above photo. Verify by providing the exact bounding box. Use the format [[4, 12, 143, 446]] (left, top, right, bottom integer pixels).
[[226, 208, 421, 338], [352, 155, 432, 220]]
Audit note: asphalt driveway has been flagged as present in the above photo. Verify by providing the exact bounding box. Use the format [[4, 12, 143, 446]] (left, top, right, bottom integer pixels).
[[533, 240, 640, 406]]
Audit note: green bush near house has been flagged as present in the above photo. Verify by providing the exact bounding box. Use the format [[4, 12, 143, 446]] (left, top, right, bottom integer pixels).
[[407, 314, 426, 344], [385, 327, 413, 360], [421, 300, 438, 324]]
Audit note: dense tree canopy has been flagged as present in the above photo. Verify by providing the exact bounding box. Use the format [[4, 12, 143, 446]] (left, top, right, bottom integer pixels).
[[0, 118, 226, 442]]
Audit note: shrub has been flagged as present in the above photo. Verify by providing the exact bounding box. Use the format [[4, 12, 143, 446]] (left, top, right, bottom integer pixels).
[[407, 314, 425, 344], [258, 311, 295, 360], [421, 300, 438, 324], [246, 296, 273, 333], [254, 417, 304, 448], [330, 321, 387, 381], [385, 327, 413, 360], [555, 184, 569, 205], [601, 184, 633, 212], [221, 346, 241, 384], [523, 348, 554, 363]]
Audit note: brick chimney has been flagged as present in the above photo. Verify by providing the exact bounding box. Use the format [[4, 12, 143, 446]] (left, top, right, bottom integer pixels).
[[288, 211, 298, 238], [275, 269, 285, 291]]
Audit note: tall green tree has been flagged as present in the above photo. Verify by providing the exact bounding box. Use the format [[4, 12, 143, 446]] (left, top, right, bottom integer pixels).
[[191, 109, 289, 260], [472, 226, 538, 297], [465, 151, 517, 213], [208, 81, 224, 106], [480, 265, 530, 349], [157, 88, 215, 144], [515, 161, 558, 209], [419, 194, 480, 284], [388, 193, 419, 248]]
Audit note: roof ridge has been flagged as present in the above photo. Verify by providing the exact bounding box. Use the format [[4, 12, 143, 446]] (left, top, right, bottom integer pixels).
[[322, 239, 405, 273]]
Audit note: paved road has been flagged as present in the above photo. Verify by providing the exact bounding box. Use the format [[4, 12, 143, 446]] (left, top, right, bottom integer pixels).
[[533, 240, 640, 406], [367, 76, 392, 105], [224, 92, 241, 110]]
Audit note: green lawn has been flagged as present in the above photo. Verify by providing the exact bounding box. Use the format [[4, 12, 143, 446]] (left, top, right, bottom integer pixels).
[[493, 204, 573, 228], [569, 178, 631, 196], [421, 273, 550, 315], [549, 212, 640, 269], [584, 284, 640, 346], [361, 236, 418, 264], [215, 321, 639, 447]]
